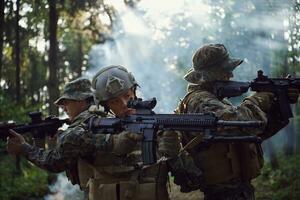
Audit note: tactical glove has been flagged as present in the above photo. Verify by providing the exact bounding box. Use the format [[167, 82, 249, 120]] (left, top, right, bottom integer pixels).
[[243, 92, 274, 112], [112, 131, 143, 155], [168, 152, 203, 193], [158, 130, 181, 157], [6, 129, 27, 155]]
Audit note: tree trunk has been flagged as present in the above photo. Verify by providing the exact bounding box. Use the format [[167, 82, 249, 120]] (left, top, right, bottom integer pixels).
[[13, 0, 21, 174], [15, 0, 21, 103], [77, 33, 83, 77], [0, 0, 4, 81], [29, 51, 38, 105], [47, 0, 59, 115]]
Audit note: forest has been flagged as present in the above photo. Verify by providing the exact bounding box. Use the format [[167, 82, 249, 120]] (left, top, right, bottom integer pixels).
[[0, 0, 300, 199]]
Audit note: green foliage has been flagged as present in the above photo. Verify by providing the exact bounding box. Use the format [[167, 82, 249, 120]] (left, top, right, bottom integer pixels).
[[0, 90, 42, 122], [0, 153, 49, 200], [1, 0, 115, 116], [254, 154, 300, 200], [0, 90, 49, 200]]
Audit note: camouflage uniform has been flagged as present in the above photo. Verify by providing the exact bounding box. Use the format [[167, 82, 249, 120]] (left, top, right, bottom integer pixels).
[[20, 79, 109, 195], [176, 44, 275, 200], [90, 65, 172, 200]]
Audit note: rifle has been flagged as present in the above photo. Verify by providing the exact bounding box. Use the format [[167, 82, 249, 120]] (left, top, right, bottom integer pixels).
[[0, 111, 70, 140], [213, 70, 300, 123], [88, 98, 264, 165]]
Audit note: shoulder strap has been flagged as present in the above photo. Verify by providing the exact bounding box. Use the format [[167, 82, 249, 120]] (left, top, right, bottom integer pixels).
[[176, 91, 196, 114]]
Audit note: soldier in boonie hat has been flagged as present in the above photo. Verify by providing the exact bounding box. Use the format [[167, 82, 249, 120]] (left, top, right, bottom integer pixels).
[[184, 43, 243, 84], [54, 78, 94, 105], [176, 44, 287, 200], [6, 77, 110, 197]]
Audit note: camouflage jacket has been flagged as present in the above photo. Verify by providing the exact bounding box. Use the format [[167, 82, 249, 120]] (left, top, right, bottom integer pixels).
[[175, 83, 267, 194], [176, 84, 268, 139], [21, 108, 108, 173]]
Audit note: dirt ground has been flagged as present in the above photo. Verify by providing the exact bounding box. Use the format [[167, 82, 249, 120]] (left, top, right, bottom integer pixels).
[[168, 181, 204, 200]]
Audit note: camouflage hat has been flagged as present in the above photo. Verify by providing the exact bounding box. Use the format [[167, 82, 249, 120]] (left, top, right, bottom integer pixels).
[[184, 44, 243, 83], [54, 78, 93, 105]]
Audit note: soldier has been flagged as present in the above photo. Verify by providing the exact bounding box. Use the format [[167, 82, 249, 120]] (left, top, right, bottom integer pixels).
[[175, 44, 298, 200], [6, 78, 141, 198], [91, 65, 181, 200]]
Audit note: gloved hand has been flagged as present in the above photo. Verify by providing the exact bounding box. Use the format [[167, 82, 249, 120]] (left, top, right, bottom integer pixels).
[[6, 129, 27, 155], [112, 131, 143, 155], [169, 152, 203, 193], [243, 92, 274, 112], [158, 130, 181, 158], [287, 88, 299, 104]]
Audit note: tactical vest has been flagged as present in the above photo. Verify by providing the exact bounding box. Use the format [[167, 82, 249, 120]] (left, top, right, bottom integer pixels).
[[86, 149, 169, 200], [78, 158, 94, 191], [65, 108, 169, 200], [177, 90, 264, 185], [65, 111, 97, 192]]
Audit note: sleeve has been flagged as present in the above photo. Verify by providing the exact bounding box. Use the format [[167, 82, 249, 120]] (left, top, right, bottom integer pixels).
[[157, 130, 181, 158], [243, 92, 289, 139], [185, 91, 267, 136], [21, 126, 110, 173]]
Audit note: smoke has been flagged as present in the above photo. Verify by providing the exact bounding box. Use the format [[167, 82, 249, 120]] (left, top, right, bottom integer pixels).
[[44, 173, 84, 200], [85, 0, 294, 112], [85, 0, 217, 112]]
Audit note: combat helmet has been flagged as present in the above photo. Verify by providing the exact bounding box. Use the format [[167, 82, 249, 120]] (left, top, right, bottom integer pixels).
[[54, 78, 94, 105], [92, 65, 138, 102], [184, 43, 243, 84]]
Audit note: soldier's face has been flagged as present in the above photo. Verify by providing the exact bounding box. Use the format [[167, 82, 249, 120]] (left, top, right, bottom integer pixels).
[[61, 99, 88, 121], [107, 89, 136, 117]]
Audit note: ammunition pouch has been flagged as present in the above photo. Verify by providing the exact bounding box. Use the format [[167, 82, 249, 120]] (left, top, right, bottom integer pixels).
[[87, 162, 169, 200], [88, 179, 160, 200], [78, 158, 94, 191], [203, 181, 255, 200], [168, 152, 203, 193], [190, 142, 263, 185], [237, 143, 264, 180]]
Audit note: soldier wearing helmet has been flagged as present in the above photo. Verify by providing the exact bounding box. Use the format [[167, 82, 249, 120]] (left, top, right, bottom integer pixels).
[[6, 78, 128, 198], [175, 44, 298, 200], [90, 65, 180, 200], [92, 65, 139, 117]]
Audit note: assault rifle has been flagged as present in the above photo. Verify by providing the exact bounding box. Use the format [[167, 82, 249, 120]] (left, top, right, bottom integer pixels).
[[88, 98, 264, 165], [0, 111, 70, 140], [213, 70, 300, 123]]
